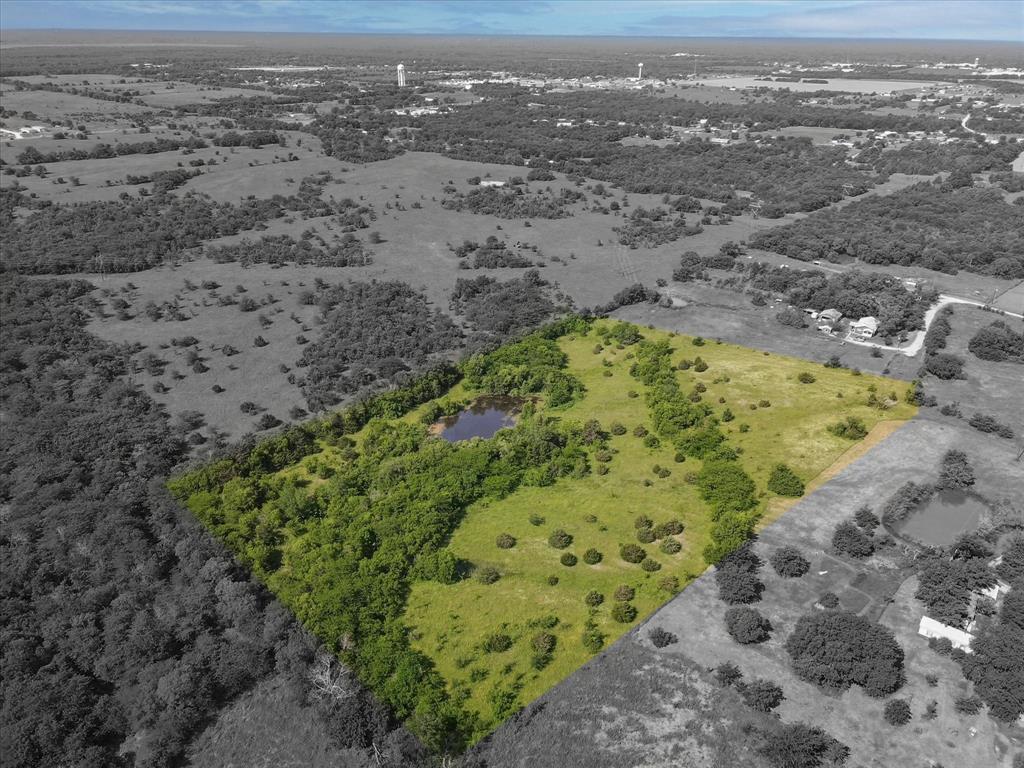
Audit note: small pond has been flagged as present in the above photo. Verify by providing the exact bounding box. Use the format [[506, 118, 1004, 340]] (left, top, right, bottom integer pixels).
[[436, 396, 521, 442], [899, 490, 988, 547]]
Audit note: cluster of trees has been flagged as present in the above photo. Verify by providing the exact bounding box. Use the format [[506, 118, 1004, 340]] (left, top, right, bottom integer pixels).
[[629, 339, 760, 563], [441, 185, 583, 219], [1, 175, 363, 274], [450, 270, 563, 340], [125, 167, 203, 193], [450, 237, 536, 269], [750, 183, 1024, 278], [747, 264, 936, 338], [206, 233, 372, 268], [593, 282, 660, 315], [613, 205, 697, 248], [170, 340, 602, 748], [968, 320, 1024, 363], [0, 277, 420, 767], [861, 138, 1021, 176], [14, 136, 208, 164], [211, 129, 285, 147], [916, 555, 995, 628], [298, 281, 463, 412]]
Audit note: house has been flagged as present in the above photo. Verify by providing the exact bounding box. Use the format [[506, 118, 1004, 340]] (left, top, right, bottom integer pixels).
[[918, 616, 974, 652], [817, 308, 842, 333], [850, 316, 879, 340], [479, 179, 506, 188]]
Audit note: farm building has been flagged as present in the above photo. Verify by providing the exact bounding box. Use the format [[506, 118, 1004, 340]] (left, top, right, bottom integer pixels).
[[918, 616, 974, 652], [817, 308, 842, 333], [850, 316, 879, 340], [479, 179, 506, 188]]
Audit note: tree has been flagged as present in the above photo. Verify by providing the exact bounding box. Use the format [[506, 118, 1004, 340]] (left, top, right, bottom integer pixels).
[[832, 520, 874, 558], [758, 722, 849, 768], [725, 606, 773, 644], [923, 352, 966, 380], [937, 449, 975, 489], [770, 546, 810, 578], [715, 545, 764, 604], [883, 699, 912, 726], [737, 679, 784, 712], [785, 611, 904, 696], [767, 464, 805, 497]]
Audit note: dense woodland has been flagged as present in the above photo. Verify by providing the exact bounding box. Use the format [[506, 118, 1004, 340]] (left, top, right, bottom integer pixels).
[[0, 277, 421, 767], [750, 183, 1024, 278]]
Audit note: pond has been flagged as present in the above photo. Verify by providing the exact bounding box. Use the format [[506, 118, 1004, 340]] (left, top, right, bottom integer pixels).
[[899, 490, 988, 547], [436, 396, 521, 442]]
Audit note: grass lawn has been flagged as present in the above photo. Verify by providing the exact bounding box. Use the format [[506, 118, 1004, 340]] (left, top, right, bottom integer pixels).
[[398, 323, 916, 736]]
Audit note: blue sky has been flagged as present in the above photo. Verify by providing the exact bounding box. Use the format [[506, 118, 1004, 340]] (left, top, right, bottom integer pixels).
[[1, 1, 1021, 41]]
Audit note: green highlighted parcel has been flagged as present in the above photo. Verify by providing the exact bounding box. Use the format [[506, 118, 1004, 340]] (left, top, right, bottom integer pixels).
[[168, 318, 916, 750]]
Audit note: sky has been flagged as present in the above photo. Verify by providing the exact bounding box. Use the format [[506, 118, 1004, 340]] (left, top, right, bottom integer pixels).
[[0, 0, 1021, 41]]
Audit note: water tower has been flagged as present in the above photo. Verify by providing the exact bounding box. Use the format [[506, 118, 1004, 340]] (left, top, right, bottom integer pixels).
[[637, 62, 644, 79], [397, 63, 406, 87]]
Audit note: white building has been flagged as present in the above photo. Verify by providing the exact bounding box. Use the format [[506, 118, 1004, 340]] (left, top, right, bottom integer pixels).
[[479, 179, 506, 188], [918, 616, 974, 652], [850, 316, 879, 340]]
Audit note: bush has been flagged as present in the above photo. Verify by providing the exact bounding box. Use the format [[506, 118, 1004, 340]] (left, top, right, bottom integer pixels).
[[611, 602, 638, 623], [649, 627, 677, 648], [476, 565, 501, 584], [715, 661, 743, 687], [658, 575, 680, 593], [968, 412, 1015, 439], [923, 352, 966, 380], [640, 557, 662, 572], [818, 592, 840, 609], [560, 552, 578, 567], [584, 590, 604, 606], [767, 463, 805, 497], [548, 529, 573, 549], [715, 546, 764, 604], [660, 538, 682, 554], [954, 695, 984, 715], [854, 505, 880, 531], [496, 533, 517, 549], [581, 620, 604, 653], [884, 699, 912, 726], [770, 546, 810, 578], [636, 527, 656, 543], [725, 606, 772, 644], [531, 631, 556, 655], [758, 723, 849, 768], [614, 585, 635, 601], [797, 371, 816, 384], [737, 679, 784, 712], [620, 543, 646, 563], [785, 611, 904, 696], [529, 513, 545, 526], [776, 307, 808, 328], [827, 415, 868, 440], [482, 633, 513, 653], [582, 548, 603, 564], [610, 422, 627, 435], [968, 320, 1024, 362], [937, 449, 975, 489], [832, 520, 874, 558]]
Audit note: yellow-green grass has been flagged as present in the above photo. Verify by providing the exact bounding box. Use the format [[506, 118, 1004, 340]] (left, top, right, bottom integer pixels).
[[399, 324, 916, 736]]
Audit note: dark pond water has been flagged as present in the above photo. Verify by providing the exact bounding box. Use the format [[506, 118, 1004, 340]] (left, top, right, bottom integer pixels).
[[899, 490, 987, 547], [437, 396, 521, 442]]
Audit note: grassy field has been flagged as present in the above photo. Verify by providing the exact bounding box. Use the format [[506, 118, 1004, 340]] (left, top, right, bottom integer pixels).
[[263, 321, 915, 737]]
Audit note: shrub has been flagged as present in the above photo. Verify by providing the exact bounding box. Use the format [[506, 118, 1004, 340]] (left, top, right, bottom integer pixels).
[[968, 412, 1014, 439], [584, 590, 604, 607], [548, 529, 573, 548], [954, 695, 983, 715], [660, 538, 682, 554], [715, 546, 764, 604], [531, 631, 556, 655], [758, 723, 848, 768], [725, 606, 772, 644], [938, 449, 975, 489], [854, 505, 880, 531], [620, 543, 646, 563], [637, 527, 656, 543], [694, 359, 708, 372], [658, 575, 680, 593], [614, 585, 635, 601], [583, 548, 603, 564], [737, 679, 784, 712], [596, 464, 609, 475], [611, 602, 638, 623], [767, 464, 805, 497], [632, 425, 648, 438], [560, 552, 578, 567], [546, 575, 559, 586], [658, 519, 684, 536], [715, 661, 743, 687], [786, 611, 904, 696], [529, 513, 545, 526], [496, 533, 517, 549], [923, 352, 965, 380], [884, 699, 912, 726], [640, 557, 662, 572], [818, 592, 840, 609], [968, 320, 1024, 362], [581, 620, 604, 653], [476, 565, 501, 584], [832, 520, 874, 558], [770, 546, 810, 578], [827, 415, 868, 440], [643, 434, 661, 449], [649, 627, 678, 648], [776, 307, 808, 328], [797, 371, 816, 384], [482, 633, 513, 653]]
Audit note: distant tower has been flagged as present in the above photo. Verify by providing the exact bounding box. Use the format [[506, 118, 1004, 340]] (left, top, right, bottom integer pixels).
[[973, 57, 980, 69], [397, 63, 406, 87], [637, 62, 644, 79]]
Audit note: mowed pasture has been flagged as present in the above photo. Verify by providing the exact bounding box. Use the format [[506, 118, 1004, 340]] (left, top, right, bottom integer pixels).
[[261, 321, 915, 738]]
